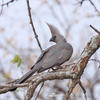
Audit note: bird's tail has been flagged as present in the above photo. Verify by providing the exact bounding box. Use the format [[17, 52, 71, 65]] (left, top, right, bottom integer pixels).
[[9, 66, 37, 91]]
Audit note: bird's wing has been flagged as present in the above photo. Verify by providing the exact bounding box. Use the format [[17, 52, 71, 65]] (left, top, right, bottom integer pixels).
[[36, 49, 50, 64], [31, 48, 50, 69], [38, 44, 73, 72]]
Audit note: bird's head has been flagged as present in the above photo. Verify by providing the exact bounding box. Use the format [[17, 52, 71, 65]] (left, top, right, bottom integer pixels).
[[47, 24, 66, 43]]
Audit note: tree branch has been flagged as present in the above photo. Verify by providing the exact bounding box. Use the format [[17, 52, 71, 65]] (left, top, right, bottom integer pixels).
[[90, 25, 100, 35], [1, 0, 17, 7], [79, 0, 99, 13], [0, 28, 100, 100], [88, 0, 99, 13], [24, 71, 74, 100], [26, 0, 44, 99], [25, 32, 100, 99], [26, 0, 43, 52], [0, 83, 28, 94]]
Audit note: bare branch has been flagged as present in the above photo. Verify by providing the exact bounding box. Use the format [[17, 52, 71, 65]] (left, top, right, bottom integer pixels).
[[0, 83, 28, 94], [26, 0, 43, 52], [26, 0, 44, 99], [89, 59, 100, 63], [25, 31, 100, 99], [35, 82, 44, 100], [65, 79, 79, 100], [0, 30, 100, 100], [88, 0, 99, 13], [78, 0, 99, 13], [79, 81, 87, 100], [24, 71, 74, 100], [90, 25, 100, 35], [0, 83, 28, 89], [0, 0, 4, 15], [78, 0, 86, 5], [1, 0, 17, 7]]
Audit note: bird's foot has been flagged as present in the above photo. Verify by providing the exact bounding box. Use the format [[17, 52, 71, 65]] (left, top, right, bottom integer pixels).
[[52, 66, 62, 72]]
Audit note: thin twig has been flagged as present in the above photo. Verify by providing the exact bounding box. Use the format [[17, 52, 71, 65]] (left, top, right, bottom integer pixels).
[[90, 25, 100, 35], [35, 82, 44, 100], [13, 92, 22, 100], [1, 0, 16, 7], [79, 81, 87, 100], [26, 0, 43, 52], [26, 0, 44, 99], [89, 59, 100, 68], [78, 0, 99, 13], [89, 59, 100, 63], [79, 0, 86, 5], [88, 0, 99, 13], [0, 0, 4, 15], [66, 79, 79, 100]]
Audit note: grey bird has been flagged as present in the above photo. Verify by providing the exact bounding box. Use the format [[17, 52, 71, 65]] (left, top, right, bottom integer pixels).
[[10, 24, 73, 91]]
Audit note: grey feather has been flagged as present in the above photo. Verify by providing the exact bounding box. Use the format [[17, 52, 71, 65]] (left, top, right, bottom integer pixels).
[[31, 49, 49, 69], [9, 24, 73, 91]]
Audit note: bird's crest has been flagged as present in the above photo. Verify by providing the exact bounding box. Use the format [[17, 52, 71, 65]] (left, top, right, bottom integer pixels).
[[47, 23, 66, 43]]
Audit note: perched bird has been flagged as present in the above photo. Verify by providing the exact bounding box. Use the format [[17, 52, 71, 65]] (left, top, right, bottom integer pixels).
[[10, 24, 73, 91]]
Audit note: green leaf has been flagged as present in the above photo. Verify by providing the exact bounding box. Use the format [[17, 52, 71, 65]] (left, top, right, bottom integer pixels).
[[4, 74, 9, 78], [17, 58, 22, 67], [11, 54, 23, 67]]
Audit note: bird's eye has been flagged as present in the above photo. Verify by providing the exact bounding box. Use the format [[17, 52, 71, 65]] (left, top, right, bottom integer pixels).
[[53, 36, 56, 40]]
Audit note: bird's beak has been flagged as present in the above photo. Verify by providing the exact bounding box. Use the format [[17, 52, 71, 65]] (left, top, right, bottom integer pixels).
[[49, 37, 53, 41], [49, 36, 56, 42]]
